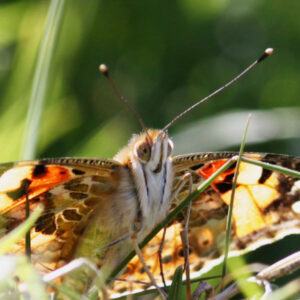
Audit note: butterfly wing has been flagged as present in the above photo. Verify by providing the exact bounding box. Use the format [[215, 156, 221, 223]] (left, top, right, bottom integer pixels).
[[2, 153, 300, 297], [0, 157, 124, 273], [173, 152, 300, 252], [110, 152, 300, 297]]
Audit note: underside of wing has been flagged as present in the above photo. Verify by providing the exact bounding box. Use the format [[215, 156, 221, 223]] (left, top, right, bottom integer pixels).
[[172, 152, 300, 249], [0, 157, 123, 273], [109, 152, 300, 298]]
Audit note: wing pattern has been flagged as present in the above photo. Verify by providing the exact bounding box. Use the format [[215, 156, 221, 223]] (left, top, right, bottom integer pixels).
[[0, 158, 123, 272]]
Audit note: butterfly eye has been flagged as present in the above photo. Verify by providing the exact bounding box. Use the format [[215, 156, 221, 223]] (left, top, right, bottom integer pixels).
[[136, 142, 151, 162], [167, 140, 173, 157]]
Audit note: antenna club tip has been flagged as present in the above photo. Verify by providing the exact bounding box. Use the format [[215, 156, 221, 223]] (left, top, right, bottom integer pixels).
[[99, 64, 108, 76], [257, 47, 274, 63], [265, 48, 274, 55]]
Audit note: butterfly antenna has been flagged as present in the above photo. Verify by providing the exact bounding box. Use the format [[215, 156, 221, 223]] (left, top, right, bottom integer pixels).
[[163, 48, 274, 131], [99, 64, 148, 133]]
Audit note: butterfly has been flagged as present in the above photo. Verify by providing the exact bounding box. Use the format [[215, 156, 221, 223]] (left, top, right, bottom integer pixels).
[[1, 49, 300, 298], [0, 129, 300, 298]]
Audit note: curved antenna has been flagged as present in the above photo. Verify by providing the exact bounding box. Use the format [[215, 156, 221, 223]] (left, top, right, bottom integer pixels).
[[163, 48, 274, 132], [99, 64, 148, 133]]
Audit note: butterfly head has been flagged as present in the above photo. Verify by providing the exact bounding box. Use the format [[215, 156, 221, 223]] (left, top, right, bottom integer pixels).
[[114, 129, 174, 230], [115, 129, 173, 169]]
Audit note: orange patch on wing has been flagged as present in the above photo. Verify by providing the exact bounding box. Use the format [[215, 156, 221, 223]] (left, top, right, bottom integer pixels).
[[0, 165, 72, 213], [200, 160, 265, 186], [199, 159, 233, 183]]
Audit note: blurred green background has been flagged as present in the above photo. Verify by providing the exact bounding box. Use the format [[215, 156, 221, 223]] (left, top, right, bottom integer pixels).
[[1, 0, 300, 163]]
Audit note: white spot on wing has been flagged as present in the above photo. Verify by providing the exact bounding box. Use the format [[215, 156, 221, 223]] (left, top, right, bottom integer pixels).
[[292, 201, 300, 214]]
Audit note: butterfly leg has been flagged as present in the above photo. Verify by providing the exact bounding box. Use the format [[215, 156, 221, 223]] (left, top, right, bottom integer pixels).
[[128, 216, 168, 299], [131, 236, 167, 299]]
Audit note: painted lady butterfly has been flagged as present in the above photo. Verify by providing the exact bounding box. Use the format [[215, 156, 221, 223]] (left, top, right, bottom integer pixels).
[[0, 48, 299, 299]]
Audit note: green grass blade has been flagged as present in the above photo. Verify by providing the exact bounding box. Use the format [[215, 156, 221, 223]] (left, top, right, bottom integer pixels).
[[221, 115, 264, 299], [167, 266, 183, 300], [21, 0, 66, 160], [222, 114, 251, 278]]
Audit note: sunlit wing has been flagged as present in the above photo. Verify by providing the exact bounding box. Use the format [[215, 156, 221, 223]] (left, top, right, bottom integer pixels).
[[110, 152, 300, 298], [0, 157, 123, 273]]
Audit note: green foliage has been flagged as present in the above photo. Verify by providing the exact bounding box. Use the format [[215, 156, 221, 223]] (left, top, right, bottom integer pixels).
[[0, 0, 299, 162]]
